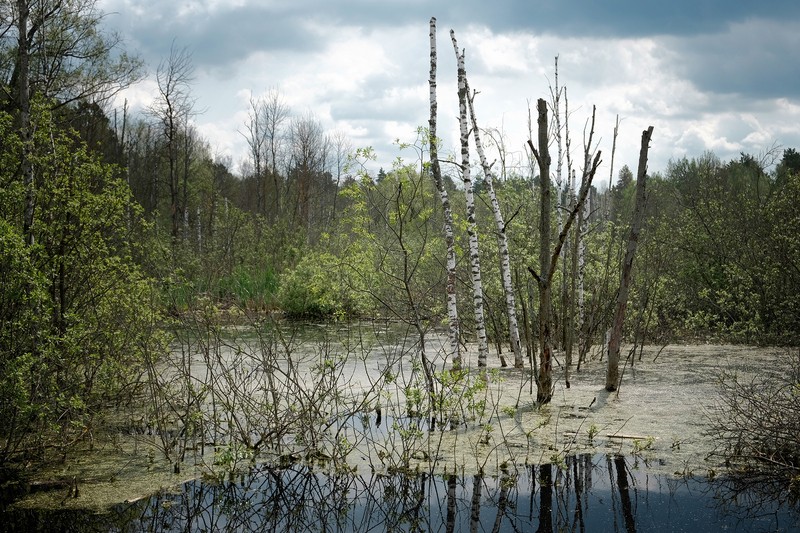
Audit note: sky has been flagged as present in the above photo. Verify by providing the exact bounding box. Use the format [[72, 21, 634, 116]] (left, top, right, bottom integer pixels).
[[97, 0, 800, 183]]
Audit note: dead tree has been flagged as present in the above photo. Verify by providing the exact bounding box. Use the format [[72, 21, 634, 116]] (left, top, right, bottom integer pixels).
[[464, 65, 523, 368], [528, 99, 601, 403], [428, 18, 461, 368], [451, 30, 489, 368], [606, 126, 654, 392]]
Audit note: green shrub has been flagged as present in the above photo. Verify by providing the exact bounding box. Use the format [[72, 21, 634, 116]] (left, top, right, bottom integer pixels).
[[278, 252, 367, 319]]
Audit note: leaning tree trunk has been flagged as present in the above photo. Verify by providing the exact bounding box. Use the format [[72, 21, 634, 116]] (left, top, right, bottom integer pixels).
[[429, 18, 461, 368], [606, 126, 654, 392], [452, 30, 489, 368], [464, 67, 522, 368]]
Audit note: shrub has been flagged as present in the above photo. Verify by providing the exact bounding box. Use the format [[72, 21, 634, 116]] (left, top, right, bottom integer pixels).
[[278, 252, 368, 319], [708, 350, 800, 498]]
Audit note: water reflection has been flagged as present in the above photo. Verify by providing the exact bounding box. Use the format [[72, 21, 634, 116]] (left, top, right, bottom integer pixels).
[[4, 454, 798, 532]]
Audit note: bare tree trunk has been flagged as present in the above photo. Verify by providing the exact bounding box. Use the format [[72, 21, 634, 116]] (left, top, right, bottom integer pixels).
[[196, 205, 202, 252], [17, 0, 34, 246], [606, 126, 654, 392], [244, 95, 266, 215], [264, 89, 289, 223], [554, 62, 569, 353], [576, 191, 588, 369], [565, 178, 580, 388], [552, 56, 565, 251], [429, 18, 461, 368], [529, 101, 601, 404], [452, 31, 489, 368], [581, 115, 619, 366], [152, 44, 195, 247], [464, 69, 523, 368], [182, 123, 193, 241], [168, 110, 180, 243], [530, 99, 554, 403]]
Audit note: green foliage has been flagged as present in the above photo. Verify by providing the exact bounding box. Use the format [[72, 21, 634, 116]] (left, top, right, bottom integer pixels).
[[631, 436, 656, 456], [278, 249, 369, 319], [650, 153, 800, 343], [216, 265, 278, 305], [0, 103, 164, 462]]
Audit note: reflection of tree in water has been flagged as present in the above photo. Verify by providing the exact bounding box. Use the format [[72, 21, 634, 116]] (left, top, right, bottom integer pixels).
[[96, 454, 797, 532], [613, 454, 637, 533], [707, 473, 800, 527]]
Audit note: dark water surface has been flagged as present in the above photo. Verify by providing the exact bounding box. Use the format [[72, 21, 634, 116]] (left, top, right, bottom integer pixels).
[[3, 454, 798, 532]]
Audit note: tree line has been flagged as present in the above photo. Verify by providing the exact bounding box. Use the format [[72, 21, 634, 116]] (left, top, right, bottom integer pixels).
[[1, 2, 799, 465]]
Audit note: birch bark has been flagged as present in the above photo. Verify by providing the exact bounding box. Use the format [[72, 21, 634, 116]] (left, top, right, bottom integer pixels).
[[428, 18, 461, 368], [464, 79, 523, 368], [451, 30, 489, 368]]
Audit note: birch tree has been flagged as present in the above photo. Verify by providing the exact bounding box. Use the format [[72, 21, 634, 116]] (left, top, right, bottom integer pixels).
[[463, 65, 523, 368], [552, 56, 566, 243], [451, 30, 489, 368], [428, 17, 460, 368], [606, 126, 654, 392]]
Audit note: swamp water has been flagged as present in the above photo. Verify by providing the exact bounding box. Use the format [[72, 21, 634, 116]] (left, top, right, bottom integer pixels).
[[4, 453, 798, 532], [2, 323, 799, 531]]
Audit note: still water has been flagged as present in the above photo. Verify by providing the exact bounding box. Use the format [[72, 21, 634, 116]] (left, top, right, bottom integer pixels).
[[4, 454, 797, 532]]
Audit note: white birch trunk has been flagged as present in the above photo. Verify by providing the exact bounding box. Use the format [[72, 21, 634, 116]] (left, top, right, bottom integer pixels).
[[452, 30, 489, 368], [429, 18, 461, 368], [18, 0, 35, 246], [464, 78, 522, 368], [553, 56, 564, 242]]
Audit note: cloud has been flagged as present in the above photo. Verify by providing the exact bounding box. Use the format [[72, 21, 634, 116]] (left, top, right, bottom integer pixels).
[[99, 0, 800, 176], [667, 18, 800, 100]]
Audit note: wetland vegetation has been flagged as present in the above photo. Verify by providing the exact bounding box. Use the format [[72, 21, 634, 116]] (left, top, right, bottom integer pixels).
[[1, 5, 799, 530]]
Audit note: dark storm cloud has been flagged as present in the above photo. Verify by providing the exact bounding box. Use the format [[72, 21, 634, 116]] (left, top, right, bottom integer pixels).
[[446, 0, 800, 38], [667, 19, 800, 100], [105, 0, 800, 84], [103, 3, 324, 72], [309, 0, 800, 38]]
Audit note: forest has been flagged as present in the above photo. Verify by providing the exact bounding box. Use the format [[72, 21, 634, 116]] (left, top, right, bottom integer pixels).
[[1, 1, 799, 513]]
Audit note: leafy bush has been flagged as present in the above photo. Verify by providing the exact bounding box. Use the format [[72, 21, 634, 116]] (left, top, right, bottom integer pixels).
[[0, 105, 165, 463], [278, 251, 368, 319]]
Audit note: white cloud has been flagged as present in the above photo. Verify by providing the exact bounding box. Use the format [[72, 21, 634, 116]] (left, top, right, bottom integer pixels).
[[98, 1, 800, 177]]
